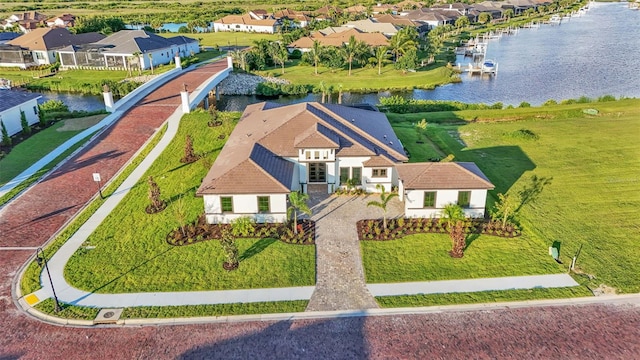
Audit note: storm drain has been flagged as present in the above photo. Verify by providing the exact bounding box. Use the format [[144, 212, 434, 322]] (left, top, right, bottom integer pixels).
[[94, 308, 123, 325]]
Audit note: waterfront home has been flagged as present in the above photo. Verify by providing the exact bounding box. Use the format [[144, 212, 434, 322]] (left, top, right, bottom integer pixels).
[[343, 19, 399, 37], [56, 30, 199, 70], [196, 102, 493, 224], [272, 9, 312, 28], [403, 8, 458, 29], [0, 90, 42, 137], [213, 13, 280, 33], [288, 28, 389, 52], [2, 28, 104, 68]]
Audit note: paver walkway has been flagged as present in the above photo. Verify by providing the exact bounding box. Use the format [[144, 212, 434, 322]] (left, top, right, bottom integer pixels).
[[306, 190, 405, 311], [0, 60, 227, 248]]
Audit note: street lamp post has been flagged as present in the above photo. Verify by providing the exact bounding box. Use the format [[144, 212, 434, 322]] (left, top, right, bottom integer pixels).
[[35, 247, 62, 313]]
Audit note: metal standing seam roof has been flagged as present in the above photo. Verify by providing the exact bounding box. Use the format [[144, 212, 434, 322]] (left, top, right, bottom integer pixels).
[[95, 30, 194, 54], [7, 28, 104, 51], [0, 90, 42, 113]]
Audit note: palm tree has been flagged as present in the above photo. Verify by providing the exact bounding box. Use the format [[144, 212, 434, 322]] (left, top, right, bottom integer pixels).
[[455, 16, 470, 30], [311, 40, 323, 75], [389, 28, 416, 63], [373, 46, 388, 75], [132, 51, 142, 75], [478, 12, 492, 25], [439, 204, 467, 258], [288, 191, 311, 234], [231, 49, 248, 71], [367, 184, 398, 229], [342, 35, 362, 76], [318, 81, 328, 103], [270, 42, 289, 74], [503, 8, 514, 20], [337, 83, 343, 104]]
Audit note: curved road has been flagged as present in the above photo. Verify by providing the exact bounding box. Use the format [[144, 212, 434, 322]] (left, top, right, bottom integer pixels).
[[1, 60, 639, 358]]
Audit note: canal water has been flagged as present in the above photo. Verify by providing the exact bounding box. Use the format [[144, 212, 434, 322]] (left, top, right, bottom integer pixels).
[[42, 2, 640, 112], [219, 2, 640, 110]]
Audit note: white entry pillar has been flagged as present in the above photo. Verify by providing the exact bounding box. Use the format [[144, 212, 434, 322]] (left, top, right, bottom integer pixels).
[[103, 84, 115, 113], [175, 54, 182, 69], [227, 56, 233, 69], [181, 83, 190, 114]]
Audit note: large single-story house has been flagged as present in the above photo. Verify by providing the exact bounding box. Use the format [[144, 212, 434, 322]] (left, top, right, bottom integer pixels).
[[57, 30, 199, 70], [213, 13, 280, 34], [196, 102, 493, 224], [2, 11, 48, 33], [288, 28, 389, 52], [2, 28, 104, 68], [0, 90, 42, 136]]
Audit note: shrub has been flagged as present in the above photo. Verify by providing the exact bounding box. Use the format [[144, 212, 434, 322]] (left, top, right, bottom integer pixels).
[[518, 101, 531, 108], [507, 129, 539, 140], [543, 99, 558, 106], [231, 216, 255, 237], [577, 96, 592, 104], [20, 111, 31, 135], [597, 94, 616, 102], [1, 121, 11, 147], [39, 99, 69, 113]]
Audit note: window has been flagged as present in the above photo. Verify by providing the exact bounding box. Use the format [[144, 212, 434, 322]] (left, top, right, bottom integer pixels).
[[423, 191, 436, 208], [221, 197, 233, 212], [458, 191, 471, 208], [314, 151, 320, 159], [340, 167, 349, 183], [257, 196, 270, 212], [305, 151, 311, 160], [33, 106, 38, 115], [372, 168, 387, 178], [352, 167, 362, 185]]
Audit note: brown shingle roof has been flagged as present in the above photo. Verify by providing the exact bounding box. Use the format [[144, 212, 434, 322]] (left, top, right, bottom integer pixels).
[[397, 162, 494, 189]]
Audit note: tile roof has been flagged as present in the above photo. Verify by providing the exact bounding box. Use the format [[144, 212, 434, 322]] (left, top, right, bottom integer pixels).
[[363, 155, 395, 167], [215, 14, 278, 27], [289, 28, 389, 48], [0, 90, 41, 113], [197, 102, 408, 196], [8, 28, 104, 51], [396, 162, 494, 190]]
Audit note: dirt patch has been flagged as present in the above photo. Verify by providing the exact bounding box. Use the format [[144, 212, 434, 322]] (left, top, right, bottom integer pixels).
[[56, 114, 108, 132], [592, 284, 617, 296]]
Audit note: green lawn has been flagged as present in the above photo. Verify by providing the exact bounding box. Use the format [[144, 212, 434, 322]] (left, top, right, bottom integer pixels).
[[256, 60, 457, 93], [64, 110, 315, 293], [0, 116, 105, 186], [163, 32, 279, 48], [385, 99, 640, 293]]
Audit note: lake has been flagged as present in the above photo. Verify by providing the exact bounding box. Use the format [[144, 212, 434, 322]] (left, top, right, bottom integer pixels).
[[45, 2, 640, 112], [219, 2, 640, 111]]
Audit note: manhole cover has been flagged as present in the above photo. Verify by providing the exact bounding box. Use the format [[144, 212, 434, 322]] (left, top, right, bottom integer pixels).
[[94, 308, 123, 324], [103, 311, 115, 318]]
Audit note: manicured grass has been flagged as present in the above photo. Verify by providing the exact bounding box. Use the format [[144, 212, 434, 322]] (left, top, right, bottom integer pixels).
[[255, 60, 458, 93], [21, 124, 168, 295], [388, 98, 640, 293], [0, 116, 105, 186], [64, 110, 315, 293], [376, 286, 593, 308], [391, 121, 444, 161], [33, 298, 308, 320], [362, 233, 561, 283]]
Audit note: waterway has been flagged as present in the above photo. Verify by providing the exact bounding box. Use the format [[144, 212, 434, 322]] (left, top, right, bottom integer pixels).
[[219, 2, 640, 111], [42, 2, 640, 112]]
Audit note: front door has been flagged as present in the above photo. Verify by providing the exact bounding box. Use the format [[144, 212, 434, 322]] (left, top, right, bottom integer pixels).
[[308, 163, 326, 183]]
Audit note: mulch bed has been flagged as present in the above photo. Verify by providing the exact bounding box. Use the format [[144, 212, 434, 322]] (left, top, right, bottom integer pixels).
[[166, 214, 315, 246], [357, 218, 521, 241]]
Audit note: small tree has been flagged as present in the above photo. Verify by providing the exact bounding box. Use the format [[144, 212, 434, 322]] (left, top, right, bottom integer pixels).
[[288, 191, 311, 234], [367, 184, 398, 229], [439, 204, 467, 258], [173, 194, 187, 236], [146, 176, 166, 213], [20, 110, 31, 135], [478, 12, 492, 25], [148, 53, 154, 75], [491, 192, 520, 230], [1, 121, 11, 147], [220, 228, 239, 270], [180, 134, 199, 163], [37, 105, 46, 127]]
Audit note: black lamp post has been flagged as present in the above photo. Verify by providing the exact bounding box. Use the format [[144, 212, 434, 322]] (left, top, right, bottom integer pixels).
[[35, 247, 62, 313]]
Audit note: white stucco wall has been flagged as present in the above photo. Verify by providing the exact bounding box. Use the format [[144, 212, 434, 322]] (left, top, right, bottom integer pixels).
[[362, 166, 393, 193], [213, 23, 276, 33], [203, 193, 287, 224], [0, 99, 41, 136], [403, 188, 488, 218]]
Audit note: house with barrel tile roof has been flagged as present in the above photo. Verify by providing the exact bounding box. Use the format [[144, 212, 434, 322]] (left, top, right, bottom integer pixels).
[[196, 102, 493, 224]]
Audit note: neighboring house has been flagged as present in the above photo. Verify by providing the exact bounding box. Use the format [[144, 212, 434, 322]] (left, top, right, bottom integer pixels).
[[397, 162, 494, 218], [3, 28, 104, 68], [273, 9, 312, 28], [57, 30, 199, 70], [0, 32, 20, 44], [213, 13, 280, 33], [374, 13, 427, 33], [46, 14, 76, 28], [2, 11, 48, 33], [371, 4, 398, 15], [0, 90, 42, 136], [343, 19, 398, 37], [288, 28, 389, 52], [344, 5, 369, 16], [404, 8, 457, 29], [196, 102, 493, 224]]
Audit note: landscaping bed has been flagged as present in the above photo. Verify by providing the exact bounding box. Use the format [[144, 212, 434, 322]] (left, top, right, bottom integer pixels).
[[166, 215, 316, 246], [357, 218, 520, 241]]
